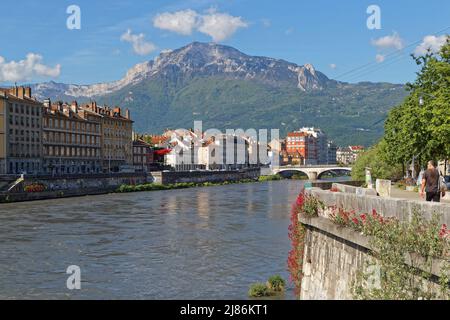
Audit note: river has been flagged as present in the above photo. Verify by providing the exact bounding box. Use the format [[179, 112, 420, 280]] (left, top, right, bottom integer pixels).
[[0, 180, 317, 299]]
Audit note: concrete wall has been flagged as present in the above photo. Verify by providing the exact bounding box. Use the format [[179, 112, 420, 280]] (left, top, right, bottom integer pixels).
[[19, 173, 148, 192], [0, 173, 148, 202], [311, 180, 363, 190], [151, 168, 260, 185]]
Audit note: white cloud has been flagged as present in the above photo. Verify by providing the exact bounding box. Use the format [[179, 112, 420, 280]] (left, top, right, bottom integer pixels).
[[372, 32, 404, 50], [0, 53, 61, 82], [375, 54, 385, 63], [330, 63, 337, 69], [153, 9, 198, 35], [198, 11, 248, 42], [121, 29, 157, 56], [153, 9, 248, 42], [414, 35, 447, 56]]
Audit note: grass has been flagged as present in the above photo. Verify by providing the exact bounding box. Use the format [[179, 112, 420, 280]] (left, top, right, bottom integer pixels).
[[266, 275, 286, 292], [248, 275, 286, 298], [248, 283, 273, 298], [258, 174, 283, 182]]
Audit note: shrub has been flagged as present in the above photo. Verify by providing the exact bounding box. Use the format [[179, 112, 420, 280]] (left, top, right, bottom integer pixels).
[[302, 194, 325, 218], [327, 206, 449, 299], [248, 283, 272, 298], [267, 275, 285, 292], [259, 175, 283, 182], [292, 173, 308, 180]]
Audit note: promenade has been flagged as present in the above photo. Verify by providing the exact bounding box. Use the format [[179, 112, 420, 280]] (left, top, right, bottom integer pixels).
[[391, 186, 450, 203]]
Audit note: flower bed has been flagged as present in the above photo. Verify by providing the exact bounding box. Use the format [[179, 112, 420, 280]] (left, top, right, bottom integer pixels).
[[24, 184, 46, 193], [287, 190, 324, 295]]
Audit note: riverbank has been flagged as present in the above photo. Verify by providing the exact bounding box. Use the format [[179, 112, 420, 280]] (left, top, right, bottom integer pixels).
[[0, 169, 262, 203], [0, 168, 359, 203], [116, 175, 282, 193]]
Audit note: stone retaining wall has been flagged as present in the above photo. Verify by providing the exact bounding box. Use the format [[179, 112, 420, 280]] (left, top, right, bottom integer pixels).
[[300, 216, 447, 300], [0, 173, 149, 203], [299, 185, 449, 299], [152, 168, 260, 185]]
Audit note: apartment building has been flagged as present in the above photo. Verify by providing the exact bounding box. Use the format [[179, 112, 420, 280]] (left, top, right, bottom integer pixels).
[[0, 86, 43, 174], [336, 145, 365, 165], [42, 100, 102, 175], [298, 127, 329, 164], [327, 141, 338, 165], [286, 128, 336, 165], [286, 131, 317, 165], [82, 102, 133, 172], [132, 139, 154, 172]]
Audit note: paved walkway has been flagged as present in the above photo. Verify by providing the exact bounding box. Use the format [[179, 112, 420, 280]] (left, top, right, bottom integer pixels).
[[390, 186, 450, 203]]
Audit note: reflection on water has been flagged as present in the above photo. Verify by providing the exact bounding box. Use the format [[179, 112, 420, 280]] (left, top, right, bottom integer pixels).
[[0, 180, 311, 299]]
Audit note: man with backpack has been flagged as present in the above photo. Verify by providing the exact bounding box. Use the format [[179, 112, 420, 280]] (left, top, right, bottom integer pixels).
[[420, 160, 446, 202]]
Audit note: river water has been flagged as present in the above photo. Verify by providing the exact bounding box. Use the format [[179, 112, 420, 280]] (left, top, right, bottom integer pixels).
[[0, 180, 310, 299]]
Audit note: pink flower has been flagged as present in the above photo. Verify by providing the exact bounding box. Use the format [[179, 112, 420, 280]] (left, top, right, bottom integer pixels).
[[439, 224, 448, 239], [372, 209, 378, 218]]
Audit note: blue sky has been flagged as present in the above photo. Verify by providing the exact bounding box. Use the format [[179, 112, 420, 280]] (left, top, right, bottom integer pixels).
[[0, 0, 449, 85]]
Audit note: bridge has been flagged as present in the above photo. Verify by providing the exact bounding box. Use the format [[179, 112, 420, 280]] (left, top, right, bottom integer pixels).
[[271, 165, 352, 180]]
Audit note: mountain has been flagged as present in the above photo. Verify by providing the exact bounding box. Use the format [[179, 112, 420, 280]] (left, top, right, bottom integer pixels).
[[31, 42, 408, 146]]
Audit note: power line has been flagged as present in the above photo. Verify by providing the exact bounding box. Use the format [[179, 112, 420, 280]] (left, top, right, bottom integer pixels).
[[343, 52, 410, 82], [334, 26, 450, 82]]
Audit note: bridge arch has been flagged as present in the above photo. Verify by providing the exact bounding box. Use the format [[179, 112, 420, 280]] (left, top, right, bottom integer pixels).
[[276, 169, 310, 179], [272, 166, 352, 181], [317, 168, 352, 180]]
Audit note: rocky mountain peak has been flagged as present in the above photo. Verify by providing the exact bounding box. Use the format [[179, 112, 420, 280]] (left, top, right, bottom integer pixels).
[[31, 42, 331, 99]]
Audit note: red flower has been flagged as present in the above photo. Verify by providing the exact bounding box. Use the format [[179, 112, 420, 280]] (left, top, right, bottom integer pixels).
[[439, 224, 449, 239], [360, 214, 367, 223], [372, 209, 378, 218], [296, 194, 304, 207]]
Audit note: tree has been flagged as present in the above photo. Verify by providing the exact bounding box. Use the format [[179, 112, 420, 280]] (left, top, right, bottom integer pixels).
[[351, 140, 403, 181], [384, 36, 450, 167]]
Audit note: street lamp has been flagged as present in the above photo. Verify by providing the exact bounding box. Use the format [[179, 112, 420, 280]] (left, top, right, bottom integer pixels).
[[418, 92, 437, 106]]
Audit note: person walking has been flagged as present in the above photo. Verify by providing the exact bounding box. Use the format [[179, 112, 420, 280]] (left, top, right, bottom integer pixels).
[[420, 160, 443, 202]]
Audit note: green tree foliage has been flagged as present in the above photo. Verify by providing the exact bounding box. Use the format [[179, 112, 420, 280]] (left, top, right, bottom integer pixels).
[[93, 77, 406, 147], [384, 37, 450, 166], [351, 140, 403, 181]]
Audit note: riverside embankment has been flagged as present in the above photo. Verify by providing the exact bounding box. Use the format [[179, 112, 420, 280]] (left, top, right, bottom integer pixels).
[[296, 183, 450, 300], [0, 168, 261, 203]]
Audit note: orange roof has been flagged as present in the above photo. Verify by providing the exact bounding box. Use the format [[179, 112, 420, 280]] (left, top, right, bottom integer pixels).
[[349, 145, 365, 151], [287, 131, 307, 137], [149, 135, 169, 145]]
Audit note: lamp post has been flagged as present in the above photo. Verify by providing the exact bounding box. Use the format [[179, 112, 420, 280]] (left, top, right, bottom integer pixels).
[[419, 92, 437, 106]]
